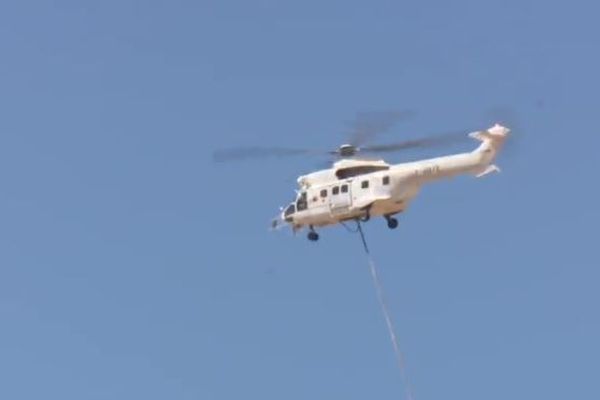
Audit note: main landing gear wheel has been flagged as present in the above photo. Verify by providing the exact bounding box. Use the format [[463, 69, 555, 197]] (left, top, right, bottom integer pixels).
[[386, 216, 398, 229], [307, 231, 319, 241]]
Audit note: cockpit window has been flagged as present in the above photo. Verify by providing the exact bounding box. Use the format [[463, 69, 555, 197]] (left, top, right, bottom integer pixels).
[[296, 191, 308, 211], [284, 204, 295, 217]]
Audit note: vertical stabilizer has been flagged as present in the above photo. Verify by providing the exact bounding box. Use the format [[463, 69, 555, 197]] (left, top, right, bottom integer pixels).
[[469, 124, 510, 150], [469, 124, 509, 176]]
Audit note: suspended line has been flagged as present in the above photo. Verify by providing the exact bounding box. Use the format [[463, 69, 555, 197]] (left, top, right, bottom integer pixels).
[[356, 221, 415, 400]]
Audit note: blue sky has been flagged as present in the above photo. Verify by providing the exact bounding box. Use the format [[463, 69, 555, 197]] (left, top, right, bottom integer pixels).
[[1, 1, 599, 399]]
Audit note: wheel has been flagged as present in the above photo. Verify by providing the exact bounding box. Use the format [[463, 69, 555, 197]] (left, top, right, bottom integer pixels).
[[307, 231, 319, 241], [386, 217, 398, 229]]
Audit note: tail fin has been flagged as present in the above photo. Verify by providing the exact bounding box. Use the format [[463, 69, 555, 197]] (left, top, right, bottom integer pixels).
[[470, 124, 510, 177], [469, 124, 510, 150]]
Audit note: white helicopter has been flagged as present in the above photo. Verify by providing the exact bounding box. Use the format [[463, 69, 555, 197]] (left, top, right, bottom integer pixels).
[[214, 113, 509, 241]]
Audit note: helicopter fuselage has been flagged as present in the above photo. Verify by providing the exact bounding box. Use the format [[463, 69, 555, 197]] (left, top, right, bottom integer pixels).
[[277, 124, 508, 235]]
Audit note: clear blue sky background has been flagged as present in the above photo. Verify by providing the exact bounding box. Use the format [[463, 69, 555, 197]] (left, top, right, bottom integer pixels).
[[1, 1, 599, 399]]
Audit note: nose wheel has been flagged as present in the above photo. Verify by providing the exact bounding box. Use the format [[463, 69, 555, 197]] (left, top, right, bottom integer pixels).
[[385, 215, 398, 229], [307, 226, 319, 241]]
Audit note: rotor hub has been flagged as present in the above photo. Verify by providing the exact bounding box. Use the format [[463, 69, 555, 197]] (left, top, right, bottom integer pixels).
[[338, 144, 358, 157]]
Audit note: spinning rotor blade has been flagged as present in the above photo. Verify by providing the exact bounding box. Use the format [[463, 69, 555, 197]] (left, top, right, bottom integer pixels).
[[212, 146, 324, 162], [360, 131, 469, 154], [347, 110, 416, 146], [213, 109, 507, 163]]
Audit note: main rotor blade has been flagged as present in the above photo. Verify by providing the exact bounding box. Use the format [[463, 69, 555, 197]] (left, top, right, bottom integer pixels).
[[360, 131, 469, 154], [212, 146, 324, 162], [347, 110, 416, 146]]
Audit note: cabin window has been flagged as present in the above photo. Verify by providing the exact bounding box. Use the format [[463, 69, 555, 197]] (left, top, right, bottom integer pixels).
[[332, 186, 340, 195], [341, 184, 348, 193], [320, 189, 328, 198], [297, 192, 308, 211], [361, 180, 369, 189], [382, 176, 390, 185]]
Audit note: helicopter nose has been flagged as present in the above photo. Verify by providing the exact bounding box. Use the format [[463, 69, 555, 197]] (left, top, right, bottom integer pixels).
[[270, 211, 288, 230], [270, 216, 284, 230]]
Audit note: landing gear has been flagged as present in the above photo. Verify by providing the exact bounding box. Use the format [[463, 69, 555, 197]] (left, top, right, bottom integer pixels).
[[307, 226, 319, 241], [385, 215, 398, 229], [360, 205, 372, 222]]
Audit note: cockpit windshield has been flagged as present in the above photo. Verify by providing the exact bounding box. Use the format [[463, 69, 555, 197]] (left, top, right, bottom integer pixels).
[[284, 203, 295, 217], [296, 191, 308, 211]]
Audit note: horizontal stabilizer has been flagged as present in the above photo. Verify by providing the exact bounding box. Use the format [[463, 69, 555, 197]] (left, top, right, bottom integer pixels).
[[476, 164, 500, 178]]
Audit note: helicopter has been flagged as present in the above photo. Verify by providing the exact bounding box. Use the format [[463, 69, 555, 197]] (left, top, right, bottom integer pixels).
[[214, 112, 509, 241]]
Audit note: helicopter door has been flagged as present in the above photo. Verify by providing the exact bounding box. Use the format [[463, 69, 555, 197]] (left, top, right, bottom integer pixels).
[[329, 182, 352, 215]]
